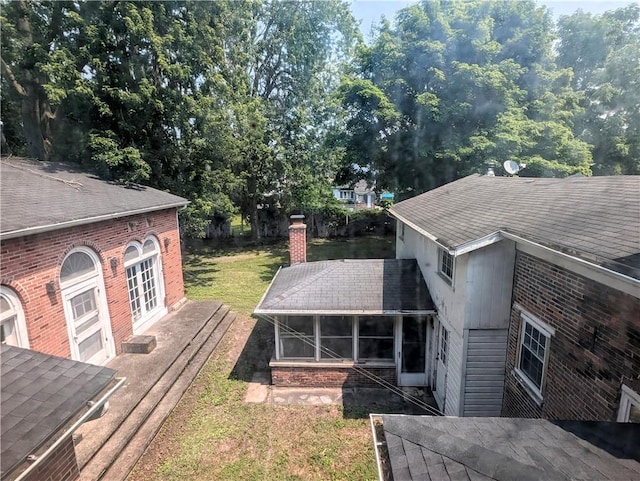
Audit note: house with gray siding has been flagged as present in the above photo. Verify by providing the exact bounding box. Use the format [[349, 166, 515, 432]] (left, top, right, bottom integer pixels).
[[256, 174, 640, 422]]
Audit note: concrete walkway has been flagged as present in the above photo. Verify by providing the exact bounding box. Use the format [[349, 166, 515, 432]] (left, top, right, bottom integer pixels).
[[75, 300, 235, 481]]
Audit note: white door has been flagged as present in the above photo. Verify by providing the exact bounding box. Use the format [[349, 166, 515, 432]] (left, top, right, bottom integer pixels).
[[398, 317, 428, 386], [433, 323, 448, 410], [64, 281, 112, 365]]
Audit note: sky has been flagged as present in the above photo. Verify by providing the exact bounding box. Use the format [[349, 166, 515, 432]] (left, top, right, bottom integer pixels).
[[350, 0, 638, 39]]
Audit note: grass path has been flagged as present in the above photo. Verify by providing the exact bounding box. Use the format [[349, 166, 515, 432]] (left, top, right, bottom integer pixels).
[[128, 236, 393, 480]]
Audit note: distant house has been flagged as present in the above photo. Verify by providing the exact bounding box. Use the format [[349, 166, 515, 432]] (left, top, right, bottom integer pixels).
[[1, 345, 119, 481], [0, 158, 188, 365], [332, 180, 376, 210], [256, 174, 640, 423]]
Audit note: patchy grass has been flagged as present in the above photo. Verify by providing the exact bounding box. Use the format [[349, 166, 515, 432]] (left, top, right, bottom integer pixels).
[[183, 235, 394, 316], [128, 235, 393, 481]]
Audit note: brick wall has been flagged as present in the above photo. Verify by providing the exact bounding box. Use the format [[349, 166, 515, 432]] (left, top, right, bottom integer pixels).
[[23, 435, 79, 481], [271, 365, 396, 387], [502, 251, 640, 421], [288, 219, 307, 265], [0, 209, 185, 359]]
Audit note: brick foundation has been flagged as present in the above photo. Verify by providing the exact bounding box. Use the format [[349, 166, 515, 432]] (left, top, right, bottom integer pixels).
[[22, 435, 79, 481], [502, 251, 640, 421], [271, 365, 396, 387], [0, 209, 185, 360]]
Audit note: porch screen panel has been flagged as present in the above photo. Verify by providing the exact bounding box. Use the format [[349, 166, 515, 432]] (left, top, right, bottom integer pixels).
[[279, 316, 314, 359], [319, 316, 353, 359], [358, 316, 394, 360]]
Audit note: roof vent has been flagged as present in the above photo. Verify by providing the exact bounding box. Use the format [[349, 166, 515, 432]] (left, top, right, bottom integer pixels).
[[486, 167, 495, 177]]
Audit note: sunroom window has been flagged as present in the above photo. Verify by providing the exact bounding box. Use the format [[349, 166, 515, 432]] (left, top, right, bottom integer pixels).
[[319, 316, 353, 359], [358, 316, 394, 360], [279, 316, 315, 359]]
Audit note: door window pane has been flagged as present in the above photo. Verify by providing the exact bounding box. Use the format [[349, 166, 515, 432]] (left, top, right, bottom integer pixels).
[[402, 317, 426, 373], [70, 290, 97, 320], [78, 330, 104, 362]]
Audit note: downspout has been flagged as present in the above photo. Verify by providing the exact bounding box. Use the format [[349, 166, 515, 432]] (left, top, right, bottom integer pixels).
[[14, 377, 126, 481]]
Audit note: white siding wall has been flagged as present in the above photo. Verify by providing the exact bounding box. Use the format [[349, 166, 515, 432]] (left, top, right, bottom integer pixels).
[[396, 223, 467, 336], [464, 241, 516, 330], [444, 323, 464, 416], [462, 329, 508, 416]]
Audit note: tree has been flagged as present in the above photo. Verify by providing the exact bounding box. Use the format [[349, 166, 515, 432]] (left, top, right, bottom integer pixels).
[[557, 5, 640, 174], [338, 0, 592, 198]]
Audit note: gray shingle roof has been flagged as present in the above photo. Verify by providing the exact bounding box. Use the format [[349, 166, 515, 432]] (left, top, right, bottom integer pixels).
[[1, 345, 115, 478], [379, 414, 640, 481], [0, 157, 188, 239], [389, 174, 640, 276], [254, 259, 434, 315]]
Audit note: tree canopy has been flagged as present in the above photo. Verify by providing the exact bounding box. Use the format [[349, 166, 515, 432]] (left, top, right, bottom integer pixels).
[[1, 0, 638, 236]]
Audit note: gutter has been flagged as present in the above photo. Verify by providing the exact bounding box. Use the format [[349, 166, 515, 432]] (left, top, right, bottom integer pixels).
[[13, 377, 126, 481], [253, 308, 436, 316], [370, 414, 385, 481], [1, 202, 188, 241]]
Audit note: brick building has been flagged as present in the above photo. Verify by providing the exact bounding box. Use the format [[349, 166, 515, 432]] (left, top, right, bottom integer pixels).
[[0, 157, 188, 365]]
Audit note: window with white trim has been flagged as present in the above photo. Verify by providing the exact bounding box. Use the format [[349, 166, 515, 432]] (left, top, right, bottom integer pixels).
[[618, 385, 640, 423], [319, 316, 353, 359], [124, 237, 163, 324], [438, 248, 454, 285], [515, 311, 554, 402], [0, 287, 29, 348], [275, 315, 396, 362]]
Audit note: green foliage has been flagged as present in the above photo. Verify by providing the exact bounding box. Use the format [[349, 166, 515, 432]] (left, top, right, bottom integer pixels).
[[338, 0, 594, 197]]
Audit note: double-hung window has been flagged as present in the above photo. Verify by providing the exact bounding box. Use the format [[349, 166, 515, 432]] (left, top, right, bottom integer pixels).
[[438, 248, 454, 285], [279, 316, 315, 359], [319, 316, 353, 359], [515, 311, 554, 403]]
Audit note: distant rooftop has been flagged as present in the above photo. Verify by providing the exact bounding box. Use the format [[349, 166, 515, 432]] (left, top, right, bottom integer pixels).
[[376, 414, 640, 481], [0, 157, 188, 240], [254, 259, 434, 315], [389, 174, 640, 277], [1, 345, 116, 478]]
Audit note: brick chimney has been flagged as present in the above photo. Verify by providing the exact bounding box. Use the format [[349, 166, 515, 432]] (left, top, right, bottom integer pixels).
[[289, 215, 307, 264]]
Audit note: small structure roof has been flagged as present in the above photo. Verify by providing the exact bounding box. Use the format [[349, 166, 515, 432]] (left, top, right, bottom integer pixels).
[[377, 414, 640, 481], [0, 345, 116, 478], [389, 174, 640, 277], [0, 157, 188, 240], [335, 179, 376, 195], [254, 259, 434, 315]]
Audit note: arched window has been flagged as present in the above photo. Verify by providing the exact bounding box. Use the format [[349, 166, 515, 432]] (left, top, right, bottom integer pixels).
[[0, 287, 29, 348], [124, 236, 165, 332], [60, 250, 98, 285]]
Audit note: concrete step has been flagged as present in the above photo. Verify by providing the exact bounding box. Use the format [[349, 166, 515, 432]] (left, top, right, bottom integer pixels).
[[77, 302, 234, 480], [97, 310, 237, 481]]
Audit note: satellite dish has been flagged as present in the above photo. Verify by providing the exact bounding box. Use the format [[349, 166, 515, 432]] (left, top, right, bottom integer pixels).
[[503, 160, 520, 175]]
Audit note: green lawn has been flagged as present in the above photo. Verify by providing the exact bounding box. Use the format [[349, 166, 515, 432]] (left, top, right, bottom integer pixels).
[[129, 235, 394, 481]]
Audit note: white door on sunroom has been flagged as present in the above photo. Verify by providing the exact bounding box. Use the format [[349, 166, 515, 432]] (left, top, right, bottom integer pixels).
[[433, 323, 448, 411], [398, 317, 428, 386]]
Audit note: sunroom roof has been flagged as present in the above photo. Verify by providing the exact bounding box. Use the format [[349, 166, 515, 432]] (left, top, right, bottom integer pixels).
[[254, 259, 435, 315]]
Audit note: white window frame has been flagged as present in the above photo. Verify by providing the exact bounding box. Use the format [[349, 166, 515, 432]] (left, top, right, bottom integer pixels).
[[0, 286, 29, 348], [514, 311, 555, 405], [617, 384, 640, 422], [438, 248, 455, 286], [275, 315, 396, 363], [123, 236, 166, 333]]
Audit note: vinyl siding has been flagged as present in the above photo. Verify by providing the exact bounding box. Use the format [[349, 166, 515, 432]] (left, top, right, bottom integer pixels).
[[444, 326, 464, 416], [463, 329, 508, 416]]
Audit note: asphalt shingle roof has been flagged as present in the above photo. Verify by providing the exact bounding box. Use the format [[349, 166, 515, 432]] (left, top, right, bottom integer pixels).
[[254, 259, 434, 315], [379, 414, 640, 481], [0, 345, 116, 478], [389, 174, 640, 276], [0, 157, 188, 239]]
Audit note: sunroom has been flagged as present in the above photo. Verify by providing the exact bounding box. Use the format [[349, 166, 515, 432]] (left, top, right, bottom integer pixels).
[[254, 258, 436, 387]]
